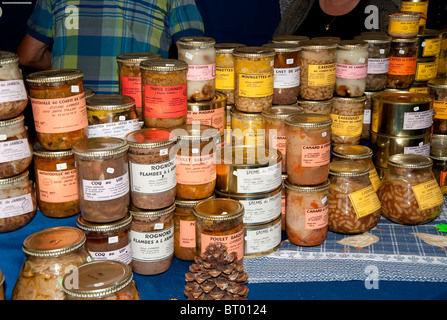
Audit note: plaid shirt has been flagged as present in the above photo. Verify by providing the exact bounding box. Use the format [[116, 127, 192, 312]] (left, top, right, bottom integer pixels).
[[26, 0, 204, 94]]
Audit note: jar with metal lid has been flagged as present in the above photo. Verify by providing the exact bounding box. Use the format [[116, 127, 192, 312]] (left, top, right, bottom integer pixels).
[[129, 203, 175, 275], [378, 154, 444, 225], [230, 107, 265, 147], [271, 35, 310, 45], [140, 59, 188, 128], [173, 124, 219, 199], [401, 0, 429, 32], [0, 115, 33, 178], [328, 161, 381, 234], [285, 113, 332, 186], [33, 143, 79, 218], [193, 198, 245, 264], [26, 69, 88, 150], [299, 40, 337, 101], [335, 40, 369, 97], [417, 29, 442, 58], [297, 98, 333, 115], [116, 52, 162, 120], [0, 51, 28, 120], [232, 46, 275, 112], [0, 170, 37, 233], [178, 36, 216, 102], [428, 78, 447, 134], [387, 38, 418, 89], [61, 260, 141, 300], [388, 12, 421, 38], [72, 137, 130, 223], [262, 104, 303, 172], [12, 226, 92, 300], [86, 94, 140, 139], [84, 87, 94, 99], [215, 43, 246, 105], [187, 91, 227, 137], [262, 42, 301, 105], [284, 179, 330, 246]]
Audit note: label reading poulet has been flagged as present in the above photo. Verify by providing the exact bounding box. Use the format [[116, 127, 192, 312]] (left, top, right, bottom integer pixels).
[[411, 179, 445, 211], [348, 185, 381, 218]]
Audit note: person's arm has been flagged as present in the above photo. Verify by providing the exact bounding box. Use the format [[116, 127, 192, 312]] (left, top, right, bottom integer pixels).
[[17, 33, 51, 70]]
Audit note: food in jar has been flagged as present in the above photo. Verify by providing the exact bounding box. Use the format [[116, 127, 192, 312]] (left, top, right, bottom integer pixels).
[[430, 152, 447, 192], [230, 107, 265, 147], [187, 91, 227, 137], [417, 29, 442, 58], [244, 215, 282, 257], [362, 91, 374, 140], [387, 38, 418, 89], [415, 57, 438, 82], [330, 95, 366, 145], [297, 98, 333, 115], [388, 12, 421, 38], [428, 78, 447, 134]]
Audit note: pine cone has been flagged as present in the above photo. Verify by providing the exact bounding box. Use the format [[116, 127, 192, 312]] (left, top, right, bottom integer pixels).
[[184, 242, 249, 300]]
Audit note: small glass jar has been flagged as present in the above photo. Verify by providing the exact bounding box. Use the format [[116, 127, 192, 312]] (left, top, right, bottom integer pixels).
[[284, 113, 332, 186], [193, 198, 245, 264], [330, 95, 366, 146], [116, 52, 162, 120], [230, 107, 265, 147], [26, 69, 88, 150], [178, 36, 216, 102], [284, 179, 330, 246], [297, 98, 333, 115], [428, 78, 447, 134], [0, 115, 33, 178], [129, 203, 175, 275], [86, 94, 140, 139], [388, 12, 421, 38], [299, 40, 337, 101], [0, 171, 37, 233], [387, 38, 418, 89], [61, 260, 141, 300], [173, 124, 219, 199], [378, 154, 444, 225], [126, 128, 177, 210], [12, 226, 92, 300], [33, 144, 79, 218], [328, 161, 382, 234], [77, 213, 132, 264], [262, 42, 301, 105], [0, 51, 28, 120], [140, 59, 188, 128], [232, 46, 275, 112], [335, 40, 369, 97], [72, 137, 130, 223]]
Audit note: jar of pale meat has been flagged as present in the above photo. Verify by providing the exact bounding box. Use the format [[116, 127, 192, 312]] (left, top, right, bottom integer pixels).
[[328, 161, 382, 234], [377, 154, 444, 225], [388, 12, 421, 38], [297, 98, 333, 115]]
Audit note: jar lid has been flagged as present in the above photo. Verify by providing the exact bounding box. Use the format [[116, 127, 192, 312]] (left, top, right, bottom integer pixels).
[[22, 226, 86, 257], [387, 154, 433, 169], [173, 123, 220, 141], [0, 114, 25, 127], [72, 137, 129, 158], [284, 113, 332, 128], [193, 198, 244, 221], [86, 94, 135, 111], [428, 78, 447, 89], [232, 46, 276, 59], [297, 98, 333, 106], [300, 39, 338, 50], [140, 58, 188, 72], [116, 52, 162, 63], [178, 36, 216, 48], [391, 37, 419, 44], [229, 107, 263, 119], [187, 91, 227, 111], [354, 33, 392, 44], [0, 51, 19, 65], [284, 178, 330, 193], [329, 160, 370, 177], [129, 203, 176, 218], [215, 43, 246, 54], [389, 12, 421, 19], [219, 145, 281, 167], [372, 91, 433, 104], [126, 127, 177, 149], [271, 34, 309, 44], [337, 39, 368, 50], [26, 69, 83, 84], [175, 194, 215, 208], [261, 104, 303, 120], [332, 95, 367, 104], [0, 170, 29, 185], [84, 87, 95, 99], [33, 141, 73, 158], [77, 212, 132, 232], [61, 260, 133, 299], [332, 145, 373, 160], [262, 42, 301, 53]]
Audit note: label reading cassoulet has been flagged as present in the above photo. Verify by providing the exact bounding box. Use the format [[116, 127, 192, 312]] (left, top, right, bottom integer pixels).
[[348, 185, 381, 218], [411, 179, 444, 211]]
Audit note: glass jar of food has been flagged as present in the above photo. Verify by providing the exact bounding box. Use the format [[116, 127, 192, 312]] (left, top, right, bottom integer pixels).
[[297, 98, 333, 115], [215, 43, 246, 105], [335, 40, 369, 97], [387, 38, 418, 89], [12, 226, 92, 300], [86, 94, 140, 139], [230, 107, 265, 147], [378, 154, 444, 225], [61, 260, 141, 300], [140, 59, 188, 128], [116, 52, 162, 120], [271, 35, 310, 45], [284, 113, 332, 186], [284, 178, 330, 246], [0, 51, 28, 120], [84, 87, 94, 99], [388, 12, 421, 38], [26, 69, 88, 150], [401, 0, 429, 32], [33, 143, 79, 218], [330, 95, 366, 146], [0, 170, 37, 233], [193, 198, 245, 264], [328, 161, 382, 234], [0, 115, 33, 178], [299, 40, 337, 101], [173, 124, 220, 199], [417, 29, 442, 59], [72, 137, 130, 223], [362, 91, 374, 140], [431, 134, 447, 192], [415, 57, 438, 82], [232, 46, 275, 112], [129, 203, 175, 275], [428, 78, 447, 134], [178, 36, 216, 101], [262, 42, 301, 105]]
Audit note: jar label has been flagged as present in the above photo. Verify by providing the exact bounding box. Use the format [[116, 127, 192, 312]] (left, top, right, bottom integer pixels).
[[388, 57, 417, 75], [348, 185, 381, 219], [335, 63, 368, 79], [300, 142, 331, 167], [0, 138, 31, 163], [121, 76, 142, 111], [82, 172, 129, 201], [409, 86, 429, 94], [304, 206, 329, 230], [330, 114, 364, 136], [186, 107, 226, 135], [244, 220, 281, 255], [215, 67, 234, 90], [232, 127, 265, 147], [88, 242, 132, 265], [87, 119, 141, 139], [415, 61, 438, 81], [367, 58, 390, 74], [389, 20, 419, 35], [144, 84, 187, 118], [179, 219, 196, 248], [239, 190, 282, 224], [37, 169, 78, 203], [403, 109, 433, 130], [129, 158, 176, 194], [235, 162, 282, 194], [131, 226, 174, 261], [271, 134, 286, 157], [273, 67, 300, 88], [411, 179, 444, 211], [403, 143, 430, 157], [0, 79, 27, 103], [307, 63, 336, 87], [363, 109, 371, 124], [0, 193, 33, 218], [401, 1, 428, 26], [175, 154, 216, 185], [238, 73, 274, 97], [187, 64, 216, 81], [369, 168, 382, 192], [422, 38, 441, 57], [200, 228, 245, 261], [440, 171, 447, 187], [434, 101, 447, 119]]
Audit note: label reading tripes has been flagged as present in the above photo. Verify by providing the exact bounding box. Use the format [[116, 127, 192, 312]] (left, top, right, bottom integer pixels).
[[273, 67, 300, 88], [0, 138, 31, 163], [301, 142, 331, 167], [307, 63, 336, 87], [330, 114, 364, 136], [87, 119, 141, 139], [305, 206, 329, 230], [131, 226, 174, 261], [403, 109, 433, 130], [121, 76, 142, 111], [348, 185, 381, 219], [216, 67, 234, 90], [176, 154, 216, 185], [129, 158, 176, 194], [200, 228, 245, 261], [82, 173, 129, 201], [239, 191, 282, 224], [88, 242, 132, 264], [0, 193, 34, 219], [238, 73, 274, 97], [411, 179, 445, 211], [0, 79, 27, 103], [37, 169, 78, 203], [144, 84, 187, 118], [235, 162, 282, 194]]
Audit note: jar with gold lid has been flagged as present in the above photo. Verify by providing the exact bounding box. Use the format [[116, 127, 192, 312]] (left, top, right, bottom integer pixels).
[[330, 95, 366, 145], [12, 226, 92, 300], [388, 12, 421, 38], [271, 35, 310, 45], [400, 0, 429, 32], [26, 69, 88, 150], [378, 154, 444, 225], [230, 107, 265, 147]]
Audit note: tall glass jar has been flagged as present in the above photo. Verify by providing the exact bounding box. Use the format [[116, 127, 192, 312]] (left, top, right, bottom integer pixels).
[[387, 38, 418, 89], [330, 95, 366, 145], [377, 154, 444, 225], [178, 36, 216, 102], [230, 107, 265, 147], [428, 78, 447, 134]]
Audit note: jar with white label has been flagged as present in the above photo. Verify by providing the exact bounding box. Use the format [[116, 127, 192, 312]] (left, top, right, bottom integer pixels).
[[72, 137, 130, 223], [178, 36, 216, 102], [126, 128, 178, 210], [387, 38, 418, 89], [378, 154, 444, 225], [428, 78, 447, 134], [129, 203, 175, 275], [244, 215, 282, 257], [0, 51, 28, 120]]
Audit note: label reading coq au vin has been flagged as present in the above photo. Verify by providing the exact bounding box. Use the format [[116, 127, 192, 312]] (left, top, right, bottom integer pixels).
[[82, 173, 129, 201], [235, 162, 281, 194]]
